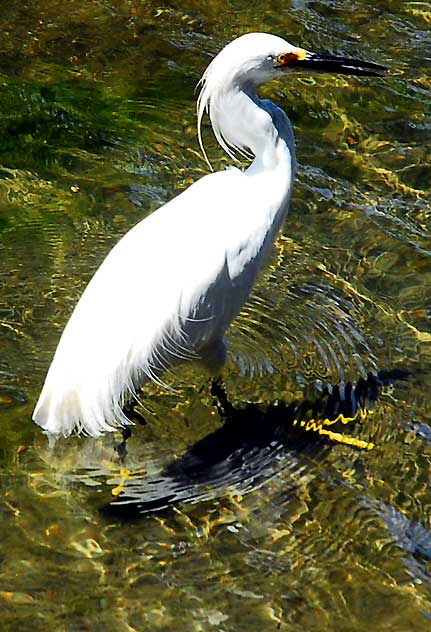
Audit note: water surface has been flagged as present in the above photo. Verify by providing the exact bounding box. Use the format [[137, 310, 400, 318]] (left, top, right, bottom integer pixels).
[[1, 1, 431, 630]]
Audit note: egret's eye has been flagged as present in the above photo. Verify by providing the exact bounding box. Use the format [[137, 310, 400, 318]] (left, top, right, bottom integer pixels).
[[275, 52, 297, 67], [275, 49, 308, 67]]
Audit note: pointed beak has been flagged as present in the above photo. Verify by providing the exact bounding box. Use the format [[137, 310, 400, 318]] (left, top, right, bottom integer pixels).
[[290, 51, 387, 77]]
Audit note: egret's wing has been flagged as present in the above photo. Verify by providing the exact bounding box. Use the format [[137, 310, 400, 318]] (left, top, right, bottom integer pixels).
[[33, 168, 250, 437]]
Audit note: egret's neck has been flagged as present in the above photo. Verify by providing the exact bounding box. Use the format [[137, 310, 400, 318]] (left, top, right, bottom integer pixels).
[[210, 86, 296, 174]]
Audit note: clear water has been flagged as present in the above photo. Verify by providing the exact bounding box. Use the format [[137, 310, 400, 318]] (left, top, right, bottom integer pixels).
[[1, 1, 431, 630]]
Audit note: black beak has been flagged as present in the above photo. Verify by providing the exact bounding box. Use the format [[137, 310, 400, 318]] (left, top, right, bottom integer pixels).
[[294, 52, 387, 77]]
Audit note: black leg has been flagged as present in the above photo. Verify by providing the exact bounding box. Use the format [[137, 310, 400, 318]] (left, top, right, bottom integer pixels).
[[124, 399, 147, 426], [210, 377, 234, 417], [115, 426, 132, 462]]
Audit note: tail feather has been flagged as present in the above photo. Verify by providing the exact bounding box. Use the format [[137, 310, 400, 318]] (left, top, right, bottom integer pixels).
[[33, 373, 132, 439]]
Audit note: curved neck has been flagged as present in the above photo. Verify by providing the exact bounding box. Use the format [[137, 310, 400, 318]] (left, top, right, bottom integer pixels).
[[209, 87, 296, 173]]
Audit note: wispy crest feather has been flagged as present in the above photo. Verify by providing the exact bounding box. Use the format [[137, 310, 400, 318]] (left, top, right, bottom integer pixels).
[[197, 65, 243, 167], [197, 34, 270, 166]]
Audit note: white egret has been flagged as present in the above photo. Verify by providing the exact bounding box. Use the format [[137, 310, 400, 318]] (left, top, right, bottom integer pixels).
[[33, 33, 385, 439]]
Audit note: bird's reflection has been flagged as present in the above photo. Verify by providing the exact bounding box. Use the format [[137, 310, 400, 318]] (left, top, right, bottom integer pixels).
[[104, 369, 408, 520]]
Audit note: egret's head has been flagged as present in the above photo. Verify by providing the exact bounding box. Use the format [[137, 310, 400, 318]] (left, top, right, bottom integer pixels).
[[200, 33, 307, 88], [197, 32, 386, 164], [199, 32, 385, 94]]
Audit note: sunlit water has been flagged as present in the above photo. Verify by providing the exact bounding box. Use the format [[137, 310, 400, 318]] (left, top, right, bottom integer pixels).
[[1, 1, 431, 630]]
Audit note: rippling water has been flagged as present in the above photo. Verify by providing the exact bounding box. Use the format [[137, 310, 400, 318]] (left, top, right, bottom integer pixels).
[[1, 1, 431, 630]]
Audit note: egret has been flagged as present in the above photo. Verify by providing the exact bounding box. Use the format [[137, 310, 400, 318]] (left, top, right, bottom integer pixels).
[[33, 33, 385, 439]]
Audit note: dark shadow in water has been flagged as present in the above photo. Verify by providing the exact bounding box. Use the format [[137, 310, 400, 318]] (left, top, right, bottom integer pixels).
[[102, 369, 408, 521]]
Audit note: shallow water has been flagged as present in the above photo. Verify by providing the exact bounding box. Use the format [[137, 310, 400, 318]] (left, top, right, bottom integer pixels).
[[1, 1, 431, 630]]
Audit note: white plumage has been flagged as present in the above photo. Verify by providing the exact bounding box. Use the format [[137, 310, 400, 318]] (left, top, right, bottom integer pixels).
[[33, 32, 385, 439]]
